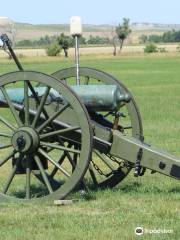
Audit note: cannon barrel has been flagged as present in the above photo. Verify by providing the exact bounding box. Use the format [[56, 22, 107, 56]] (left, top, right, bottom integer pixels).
[[0, 69, 178, 204], [0, 30, 178, 204], [0, 85, 131, 112]]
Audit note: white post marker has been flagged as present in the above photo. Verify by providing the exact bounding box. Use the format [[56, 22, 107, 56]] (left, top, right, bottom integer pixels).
[[0, 38, 3, 47], [70, 16, 82, 85]]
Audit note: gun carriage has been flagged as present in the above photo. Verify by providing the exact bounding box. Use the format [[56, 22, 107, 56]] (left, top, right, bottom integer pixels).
[[0, 17, 179, 203]]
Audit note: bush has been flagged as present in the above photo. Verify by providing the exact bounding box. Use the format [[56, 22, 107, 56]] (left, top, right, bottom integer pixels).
[[176, 44, 180, 52], [158, 47, 167, 53], [144, 43, 158, 53], [46, 44, 61, 56]]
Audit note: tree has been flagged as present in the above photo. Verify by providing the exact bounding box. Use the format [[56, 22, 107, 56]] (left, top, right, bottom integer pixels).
[[57, 33, 73, 57], [139, 35, 148, 44], [148, 34, 162, 43], [111, 35, 120, 56], [116, 18, 132, 52], [87, 35, 110, 45], [46, 43, 61, 56], [79, 36, 86, 45], [109, 26, 118, 56]]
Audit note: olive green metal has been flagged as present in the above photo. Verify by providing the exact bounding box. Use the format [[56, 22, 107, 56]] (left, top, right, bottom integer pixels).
[[0, 33, 178, 198], [37, 103, 69, 133], [38, 148, 70, 178], [2, 158, 20, 194], [110, 131, 180, 180], [0, 151, 15, 167], [32, 86, 50, 128], [0, 143, 12, 150], [11, 127, 39, 153], [0, 71, 93, 202], [34, 155, 53, 194], [0, 86, 23, 127], [0, 132, 13, 138], [0, 115, 16, 131], [24, 81, 30, 126], [39, 126, 80, 140], [40, 141, 81, 155], [52, 67, 143, 188], [93, 150, 115, 171]]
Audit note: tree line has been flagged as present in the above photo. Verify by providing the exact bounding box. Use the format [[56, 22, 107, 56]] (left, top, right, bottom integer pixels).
[[140, 29, 180, 44], [15, 34, 111, 48], [15, 18, 132, 57]]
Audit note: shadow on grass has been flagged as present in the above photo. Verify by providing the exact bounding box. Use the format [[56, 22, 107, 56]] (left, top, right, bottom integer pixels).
[[9, 181, 180, 201], [70, 179, 180, 202], [114, 181, 180, 195], [12, 184, 49, 199], [168, 186, 180, 193]]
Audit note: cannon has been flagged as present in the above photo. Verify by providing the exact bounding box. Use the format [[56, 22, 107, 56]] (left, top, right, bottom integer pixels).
[[0, 22, 179, 203]]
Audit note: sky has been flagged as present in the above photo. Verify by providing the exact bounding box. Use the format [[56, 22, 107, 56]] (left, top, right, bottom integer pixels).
[[1, 0, 180, 25]]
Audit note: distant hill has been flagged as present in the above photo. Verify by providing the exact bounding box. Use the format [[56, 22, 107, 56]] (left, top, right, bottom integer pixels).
[[14, 22, 180, 44], [132, 22, 180, 30]]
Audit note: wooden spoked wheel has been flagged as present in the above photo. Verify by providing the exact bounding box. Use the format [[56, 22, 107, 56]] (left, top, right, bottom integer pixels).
[[52, 67, 143, 189], [0, 71, 92, 202]]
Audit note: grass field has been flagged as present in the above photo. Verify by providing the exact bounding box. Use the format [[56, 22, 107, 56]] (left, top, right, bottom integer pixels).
[[0, 54, 179, 240], [0, 43, 179, 58]]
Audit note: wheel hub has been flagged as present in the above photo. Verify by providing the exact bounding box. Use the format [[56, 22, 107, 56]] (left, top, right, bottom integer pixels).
[[12, 127, 39, 153]]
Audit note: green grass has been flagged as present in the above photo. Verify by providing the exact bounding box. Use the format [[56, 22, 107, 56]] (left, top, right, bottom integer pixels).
[[0, 54, 179, 239]]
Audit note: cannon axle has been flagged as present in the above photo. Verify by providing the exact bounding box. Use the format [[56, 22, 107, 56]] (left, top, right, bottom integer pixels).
[[0, 33, 178, 203], [12, 127, 39, 153]]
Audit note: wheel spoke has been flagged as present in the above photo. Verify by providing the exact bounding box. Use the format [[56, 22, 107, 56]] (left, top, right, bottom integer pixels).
[[50, 152, 66, 177], [2, 154, 21, 194], [73, 152, 78, 167], [94, 150, 115, 171], [32, 170, 62, 190], [89, 163, 98, 186], [0, 86, 23, 127], [28, 81, 51, 122], [50, 142, 75, 177], [56, 141, 76, 168], [0, 132, 13, 138], [34, 155, 53, 194], [27, 81, 40, 103], [0, 143, 12, 150], [24, 81, 30, 126], [37, 103, 69, 133], [72, 145, 80, 169], [26, 155, 31, 199], [62, 78, 67, 84], [51, 67, 141, 189], [39, 126, 80, 140], [0, 115, 17, 131], [84, 76, 90, 85], [40, 141, 81, 154], [0, 150, 15, 167], [123, 126, 132, 130], [38, 148, 70, 178], [32, 86, 51, 128]]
